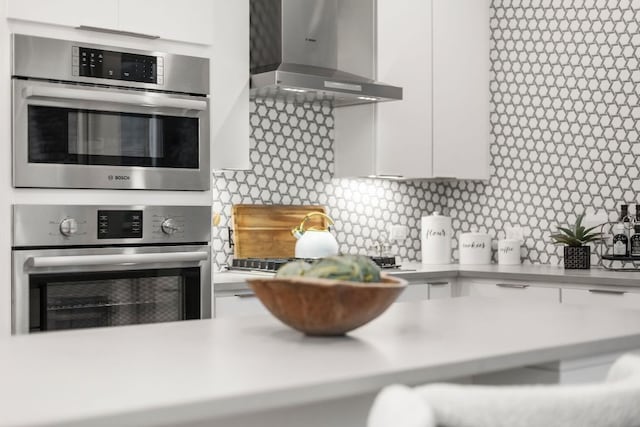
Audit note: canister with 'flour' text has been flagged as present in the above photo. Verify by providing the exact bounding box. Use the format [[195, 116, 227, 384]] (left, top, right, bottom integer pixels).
[[421, 212, 452, 265]]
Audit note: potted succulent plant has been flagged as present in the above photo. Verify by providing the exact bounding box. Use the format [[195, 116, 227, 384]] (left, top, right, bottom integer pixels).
[[550, 214, 604, 269]]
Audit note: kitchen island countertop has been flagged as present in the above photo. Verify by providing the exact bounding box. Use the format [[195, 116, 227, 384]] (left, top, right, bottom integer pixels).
[[3, 297, 640, 427]]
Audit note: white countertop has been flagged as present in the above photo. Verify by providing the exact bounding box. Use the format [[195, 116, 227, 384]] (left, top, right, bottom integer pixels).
[[214, 263, 640, 290], [3, 297, 640, 427]]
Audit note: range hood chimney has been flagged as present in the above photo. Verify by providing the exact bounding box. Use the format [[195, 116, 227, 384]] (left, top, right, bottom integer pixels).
[[250, 0, 402, 107]]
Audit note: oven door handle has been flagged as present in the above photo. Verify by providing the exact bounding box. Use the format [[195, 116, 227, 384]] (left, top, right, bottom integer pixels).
[[23, 86, 208, 111], [28, 252, 209, 268]]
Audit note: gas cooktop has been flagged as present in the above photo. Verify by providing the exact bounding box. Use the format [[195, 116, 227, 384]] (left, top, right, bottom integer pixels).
[[229, 256, 400, 273]]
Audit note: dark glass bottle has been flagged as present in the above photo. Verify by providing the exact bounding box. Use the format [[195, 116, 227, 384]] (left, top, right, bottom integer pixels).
[[621, 204, 631, 238], [613, 223, 629, 257], [621, 204, 630, 221], [631, 225, 640, 257]]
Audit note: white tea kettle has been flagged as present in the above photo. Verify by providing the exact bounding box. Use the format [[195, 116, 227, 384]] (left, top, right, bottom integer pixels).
[[291, 212, 339, 259]]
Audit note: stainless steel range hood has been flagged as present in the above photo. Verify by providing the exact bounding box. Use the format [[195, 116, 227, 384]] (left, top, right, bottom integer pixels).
[[250, 0, 403, 107]]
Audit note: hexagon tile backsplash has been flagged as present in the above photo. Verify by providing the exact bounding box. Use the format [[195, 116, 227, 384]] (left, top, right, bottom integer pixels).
[[213, 1, 640, 270]]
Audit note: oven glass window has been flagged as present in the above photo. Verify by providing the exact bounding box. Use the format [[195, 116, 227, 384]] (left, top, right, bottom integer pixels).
[[29, 268, 200, 332], [27, 106, 199, 168]]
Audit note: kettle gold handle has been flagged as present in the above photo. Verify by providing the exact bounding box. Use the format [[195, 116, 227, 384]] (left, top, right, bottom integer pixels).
[[292, 212, 334, 236]]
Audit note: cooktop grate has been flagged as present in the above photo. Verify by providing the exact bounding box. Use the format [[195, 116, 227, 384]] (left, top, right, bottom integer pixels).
[[229, 256, 399, 272]]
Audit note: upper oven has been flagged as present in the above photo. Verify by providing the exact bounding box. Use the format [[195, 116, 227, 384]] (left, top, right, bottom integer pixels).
[[11, 34, 210, 191]]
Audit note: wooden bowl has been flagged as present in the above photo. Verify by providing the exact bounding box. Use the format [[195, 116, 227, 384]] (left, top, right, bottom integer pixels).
[[246, 273, 407, 336]]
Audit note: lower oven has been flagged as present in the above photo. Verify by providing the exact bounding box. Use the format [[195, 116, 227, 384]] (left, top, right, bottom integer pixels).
[[12, 205, 212, 334]]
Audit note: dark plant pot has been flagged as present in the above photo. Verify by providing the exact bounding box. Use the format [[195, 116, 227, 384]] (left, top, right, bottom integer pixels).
[[564, 246, 590, 269]]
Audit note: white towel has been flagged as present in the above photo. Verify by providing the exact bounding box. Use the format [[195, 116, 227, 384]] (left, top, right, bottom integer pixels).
[[368, 354, 640, 427], [368, 384, 437, 427]]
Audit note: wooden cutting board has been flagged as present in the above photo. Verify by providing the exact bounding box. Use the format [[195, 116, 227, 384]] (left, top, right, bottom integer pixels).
[[232, 205, 328, 259]]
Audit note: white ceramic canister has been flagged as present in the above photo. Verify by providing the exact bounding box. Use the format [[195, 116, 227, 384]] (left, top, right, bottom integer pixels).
[[459, 232, 492, 265], [421, 212, 452, 265], [498, 239, 521, 265]]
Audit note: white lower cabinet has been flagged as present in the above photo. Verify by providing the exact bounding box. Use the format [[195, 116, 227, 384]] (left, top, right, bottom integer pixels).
[[455, 277, 640, 385], [460, 280, 561, 303], [561, 288, 640, 310], [395, 284, 429, 303], [473, 352, 624, 385], [395, 281, 452, 303], [428, 281, 452, 299], [214, 291, 268, 318]]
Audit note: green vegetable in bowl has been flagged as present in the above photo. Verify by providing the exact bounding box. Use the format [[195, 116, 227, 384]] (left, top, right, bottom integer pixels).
[[304, 256, 362, 281], [275, 260, 312, 277], [343, 255, 382, 283], [275, 255, 382, 283]]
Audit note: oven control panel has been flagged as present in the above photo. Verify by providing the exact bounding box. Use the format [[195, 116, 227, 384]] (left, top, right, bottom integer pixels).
[[72, 46, 163, 84], [98, 210, 143, 239], [13, 35, 209, 96], [12, 205, 211, 247]]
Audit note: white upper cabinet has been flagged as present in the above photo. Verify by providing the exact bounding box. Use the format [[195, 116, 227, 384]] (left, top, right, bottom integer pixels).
[[7, 0, 118, 29], [118, 0, 214, 44], [377, 0, 490, 180], [7, 0, 214, 44], [336, 0, 490, 180], [211, 0, 250, 170], [431, 0, 490, 179], [375, 0, 433, 178]]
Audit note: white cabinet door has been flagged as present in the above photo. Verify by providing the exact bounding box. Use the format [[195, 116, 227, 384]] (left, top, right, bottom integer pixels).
[[462, 281, 561, 303], [211, 0, 250, 170], [214, 292, 269, 318], [395, 284, 429, 303], [7, 0, 118, 29], [375, 0, 432, 178], [428, 281, 452, 299], [395, 282, 452, 303], [562, 288, 640, 310], [432, 0, 490, 180], [118, 0, 214, 44]]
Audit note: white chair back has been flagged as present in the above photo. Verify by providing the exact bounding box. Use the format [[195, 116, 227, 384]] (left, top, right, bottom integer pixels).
[[368, 354, 640, 427]]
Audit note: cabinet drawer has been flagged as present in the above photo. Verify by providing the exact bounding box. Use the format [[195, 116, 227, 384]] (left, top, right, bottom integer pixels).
[[464, 281, 560, 303], [395, 284, 429, 303], [428, 282, 452, 299], [562, 288, 640, 310], [395, 282, 452, 303], [214, 292, 268, 318]]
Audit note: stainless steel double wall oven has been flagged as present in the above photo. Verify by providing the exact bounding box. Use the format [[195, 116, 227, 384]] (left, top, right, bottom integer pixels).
[[12, 34, 210, 191], [10, 35, 214, 334]]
